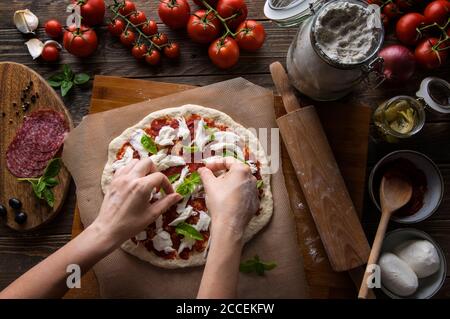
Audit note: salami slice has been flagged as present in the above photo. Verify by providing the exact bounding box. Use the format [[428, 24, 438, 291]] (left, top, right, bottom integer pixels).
[[6, 109, 69, 178]]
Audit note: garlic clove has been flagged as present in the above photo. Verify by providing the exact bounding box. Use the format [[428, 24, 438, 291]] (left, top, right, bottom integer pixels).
[[14, 9, 39, 34], [44, 40, 63, 50], [25, 38, 44, 60]]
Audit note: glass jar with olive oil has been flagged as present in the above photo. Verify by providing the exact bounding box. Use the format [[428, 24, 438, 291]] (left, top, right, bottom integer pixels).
[[373, 96, 425, 143], [373, 77, 450, 143]]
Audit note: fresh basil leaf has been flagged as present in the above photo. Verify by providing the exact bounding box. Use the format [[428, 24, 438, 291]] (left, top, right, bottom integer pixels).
[[42, 187, 55, 207], [176, 172, 201, 197], [239, 255, 277, 276], [43, 177, 59, 188], [141, 134, 157, 155], [168, 174, 181, 184], [74, 73, 90, 85], [48, 72, 65, 82], [48, 79, 62, 88], [63, 64, 74, 81], [43, 158, 61, 178], [36, 180, 47, 193], [256, 180, 264, 189], [183, 145, 199, 153], [175, 222, 203, 241], [61, 80, 74, 97], [209, 134, 215, 142], [30, 180, 44, 199]]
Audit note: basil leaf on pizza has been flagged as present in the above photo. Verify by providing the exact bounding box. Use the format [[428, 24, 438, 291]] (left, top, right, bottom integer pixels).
[[176, 172, 201, 197], [175, 222, 204, 241], [101, 105, 273, 269], [141, 134, 157, 154], [168, 173, 181, 183]]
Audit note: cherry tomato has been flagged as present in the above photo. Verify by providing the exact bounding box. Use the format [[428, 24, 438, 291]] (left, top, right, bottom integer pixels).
[[187, 10, 222, 44], [164, 42, 180, 58], [108, 18, 125, 36], [235, 20, 265, 52], [383, 2, 400, 20], [72, 0, 105, 26], [396, 13, 425, 45], [193, 0, 218, 7], [415, 37, 448, 69], [120, 29, 136, 47], [41, 44, 60, 62], [145, 49, 161, 65], [141, 20, 158, 36], [152, 33, 169, 46], [216, 0, 248, 30], [131, 43, 148, 59], [158, 0, 191, 30], [119, 0, 136, 16], [208, 36, 240, 69], [44, 19, 63, 39], [381, 13, 390, 29], [424, 1, 450, 25], [129, 10, 147, 25], [63, 25, 98, 57]]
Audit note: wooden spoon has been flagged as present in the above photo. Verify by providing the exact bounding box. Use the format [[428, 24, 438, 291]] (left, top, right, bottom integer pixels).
[[358, 173, 413, 299]]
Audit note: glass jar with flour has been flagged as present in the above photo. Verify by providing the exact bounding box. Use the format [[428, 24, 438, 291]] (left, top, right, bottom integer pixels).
[[265, 0, 384, 101]]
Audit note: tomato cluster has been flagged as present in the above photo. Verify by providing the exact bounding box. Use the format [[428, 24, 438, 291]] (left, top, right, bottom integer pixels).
[[158, 0, 265, 69], [107, 0, 179, 66], [40, 0, 104, 61], [373, 0, 449, 69]]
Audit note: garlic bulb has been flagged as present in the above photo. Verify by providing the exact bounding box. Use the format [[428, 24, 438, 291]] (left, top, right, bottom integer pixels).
[[14, 9, 39, 34], [25, 39, 62, 60]]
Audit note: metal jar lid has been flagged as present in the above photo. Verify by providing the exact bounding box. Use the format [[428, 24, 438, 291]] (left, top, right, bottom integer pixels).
[[264, 0, 322, 27], [416, 77, 450, 114]]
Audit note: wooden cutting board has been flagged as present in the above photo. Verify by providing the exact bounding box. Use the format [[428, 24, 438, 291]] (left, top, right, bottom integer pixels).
[[0, 62, 73, 231], [64, 75, 371, 299]]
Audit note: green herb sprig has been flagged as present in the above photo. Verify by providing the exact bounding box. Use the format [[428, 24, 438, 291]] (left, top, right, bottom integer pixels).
[[239, 255, 277, 276], [141, 134, 157, 154], [18, 158, 61, 207], [175, 222, 203, 241], [176, 172, 202, 197], [48, 65, 90, 97]]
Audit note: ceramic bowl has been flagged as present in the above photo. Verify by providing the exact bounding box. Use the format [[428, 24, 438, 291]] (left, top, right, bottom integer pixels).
[[381, 228, 447, 299], [368, 150, 444, 223]]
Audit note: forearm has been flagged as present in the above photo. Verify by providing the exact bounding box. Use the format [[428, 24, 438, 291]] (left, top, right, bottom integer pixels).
[[0, 222, 116, 299], [197, 224, 244, 299]]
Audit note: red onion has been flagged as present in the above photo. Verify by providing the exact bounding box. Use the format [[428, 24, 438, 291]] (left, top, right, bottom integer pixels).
[[378, 44, 416, 83]]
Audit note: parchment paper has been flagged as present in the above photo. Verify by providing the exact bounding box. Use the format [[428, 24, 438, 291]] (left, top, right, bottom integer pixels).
[[62, 78, 308, 298]]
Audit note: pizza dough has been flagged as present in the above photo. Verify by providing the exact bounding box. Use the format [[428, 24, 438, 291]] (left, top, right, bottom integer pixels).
[[101, 104, 273, 268], [379, 252, 419, 297], [393, 240, 440, 278]]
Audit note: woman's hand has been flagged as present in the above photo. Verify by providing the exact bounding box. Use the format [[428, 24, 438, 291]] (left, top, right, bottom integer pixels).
[[198, 157, 260, 239], [92, 157, 183, 246]]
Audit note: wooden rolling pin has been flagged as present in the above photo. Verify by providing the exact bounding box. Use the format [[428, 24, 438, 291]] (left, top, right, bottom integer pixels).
[[270, 62, 374, 297]]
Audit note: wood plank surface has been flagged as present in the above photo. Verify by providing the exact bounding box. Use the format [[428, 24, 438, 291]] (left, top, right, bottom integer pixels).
[[1, 0, 449, 298], [0, 62, 73, 231]]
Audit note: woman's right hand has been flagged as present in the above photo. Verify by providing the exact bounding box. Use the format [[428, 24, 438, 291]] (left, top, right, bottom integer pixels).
[[198, 157, 260, 238]]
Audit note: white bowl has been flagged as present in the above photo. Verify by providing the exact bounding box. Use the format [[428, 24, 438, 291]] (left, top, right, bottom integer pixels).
[[368, 150, 444, 223], [381, 228, 447, 299]]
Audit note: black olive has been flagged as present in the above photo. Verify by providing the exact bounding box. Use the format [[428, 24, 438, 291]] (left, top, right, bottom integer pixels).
[[15, 212, 27, 224], [8, 198, 22, 210], [0, 205, 7, 217]]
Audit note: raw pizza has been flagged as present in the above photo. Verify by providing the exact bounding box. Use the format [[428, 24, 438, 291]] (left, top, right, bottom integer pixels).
[[101, 104, 273, 268]]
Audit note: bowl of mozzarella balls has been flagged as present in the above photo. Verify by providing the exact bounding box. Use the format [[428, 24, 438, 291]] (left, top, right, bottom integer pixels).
[[380, 228, 447, 299]]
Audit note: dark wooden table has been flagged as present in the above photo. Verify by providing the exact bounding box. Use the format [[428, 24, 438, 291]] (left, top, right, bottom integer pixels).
[[1, 0, 449, 298]]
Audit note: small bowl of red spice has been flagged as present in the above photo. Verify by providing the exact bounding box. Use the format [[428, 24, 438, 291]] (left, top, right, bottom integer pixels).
[[369, 150, 444, 224]]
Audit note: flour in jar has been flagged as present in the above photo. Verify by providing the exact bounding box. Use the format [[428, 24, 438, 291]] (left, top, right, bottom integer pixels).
[[314, 1, 381, 64]]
